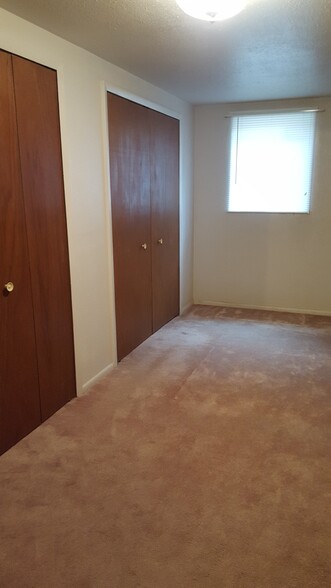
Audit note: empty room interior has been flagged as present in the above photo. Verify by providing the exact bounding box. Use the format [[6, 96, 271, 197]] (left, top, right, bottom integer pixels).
[[0, 1, 330, 586]]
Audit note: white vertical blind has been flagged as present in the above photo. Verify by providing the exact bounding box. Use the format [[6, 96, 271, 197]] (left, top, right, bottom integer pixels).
[[228, 111, 316, 213]]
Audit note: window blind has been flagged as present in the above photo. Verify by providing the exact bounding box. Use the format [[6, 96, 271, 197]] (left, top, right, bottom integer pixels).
[[228, 111, 316, 213]]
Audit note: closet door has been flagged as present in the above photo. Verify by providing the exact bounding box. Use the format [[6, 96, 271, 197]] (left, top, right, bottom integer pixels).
[[150, 110, 179, 331], [108, 93, 153, 361], [0, 51, 41, 454], [12, 56, 76, 420]]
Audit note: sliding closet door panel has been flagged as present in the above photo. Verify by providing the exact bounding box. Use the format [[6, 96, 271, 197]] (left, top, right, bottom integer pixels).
[[108, 93, 152, 361], [0, 51, 41, 454], [150, 111, 179, 332], [12, 56, 76, 421]]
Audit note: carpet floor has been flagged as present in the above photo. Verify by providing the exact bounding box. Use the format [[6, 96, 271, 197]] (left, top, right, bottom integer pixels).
[[0, 305, 330, 587]]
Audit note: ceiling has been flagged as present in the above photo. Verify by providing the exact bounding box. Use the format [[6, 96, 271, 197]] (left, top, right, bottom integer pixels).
[[1, 0, 331, 104]]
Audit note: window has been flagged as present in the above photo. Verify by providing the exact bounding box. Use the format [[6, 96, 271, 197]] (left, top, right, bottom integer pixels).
[[228, 111, 317, 213]]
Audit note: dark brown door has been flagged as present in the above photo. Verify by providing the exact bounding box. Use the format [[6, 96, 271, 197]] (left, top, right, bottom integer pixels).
[[12, 55, 76, 420], [150, 110, 179, 332], [108, 93, 153, 361], [108, 94, 180, 360], [0, 51, 41, 454]]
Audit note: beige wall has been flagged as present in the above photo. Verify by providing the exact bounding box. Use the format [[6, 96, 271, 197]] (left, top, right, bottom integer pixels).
[[193, 98, 331, 315], [0, 8, 193, 393]]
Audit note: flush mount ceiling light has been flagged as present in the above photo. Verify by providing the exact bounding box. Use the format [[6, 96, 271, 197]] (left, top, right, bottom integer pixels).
[[176, 0, 247, 22]]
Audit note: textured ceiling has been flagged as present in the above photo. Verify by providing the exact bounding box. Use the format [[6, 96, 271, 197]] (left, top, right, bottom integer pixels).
[[1, 0, 331, 104]]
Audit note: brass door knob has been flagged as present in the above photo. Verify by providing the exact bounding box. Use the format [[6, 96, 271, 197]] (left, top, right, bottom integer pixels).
[[141, 243, 147, 250], [4, 282, 14, 293], [157, 238, 163, 245]]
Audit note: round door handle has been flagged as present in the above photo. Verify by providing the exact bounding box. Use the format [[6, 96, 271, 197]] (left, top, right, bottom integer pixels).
[[141, 243, 147, 250], [4, 282, 14, 293], [157, 238, 163, 245]]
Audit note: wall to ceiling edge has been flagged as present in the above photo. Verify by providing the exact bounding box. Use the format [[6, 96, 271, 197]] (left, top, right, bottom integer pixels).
[[193, 99, 331, 316], [0, 8, 194, 394]]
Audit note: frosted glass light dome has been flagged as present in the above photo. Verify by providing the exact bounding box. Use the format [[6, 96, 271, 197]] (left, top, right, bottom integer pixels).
[[176, 0, 246, 21]]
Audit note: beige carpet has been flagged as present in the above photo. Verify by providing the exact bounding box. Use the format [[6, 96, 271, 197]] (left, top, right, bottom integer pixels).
[[0, 305, 330, 587]]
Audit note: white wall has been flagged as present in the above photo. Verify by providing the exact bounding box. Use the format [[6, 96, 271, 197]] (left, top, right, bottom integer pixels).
[[193, 98, 331, 315], [0, 8, 193, 393]]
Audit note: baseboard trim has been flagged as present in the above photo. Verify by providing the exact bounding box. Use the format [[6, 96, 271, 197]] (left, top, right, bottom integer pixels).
[[80, 363, 115, 395], [195, 300, 331, 317], [180, 301, 194, 315]]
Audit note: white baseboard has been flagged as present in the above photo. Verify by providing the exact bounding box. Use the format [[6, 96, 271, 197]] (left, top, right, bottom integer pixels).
[[180, 301, 194, 315], [195, 300, 331, 317], [80, 363, 115, 396]]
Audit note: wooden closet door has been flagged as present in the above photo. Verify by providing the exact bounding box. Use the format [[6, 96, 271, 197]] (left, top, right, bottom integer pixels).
[[108, 93, 152, 361], [0, 51, 41, 454], [12, 56, 76, 421], [150, 111, 179, 332]]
